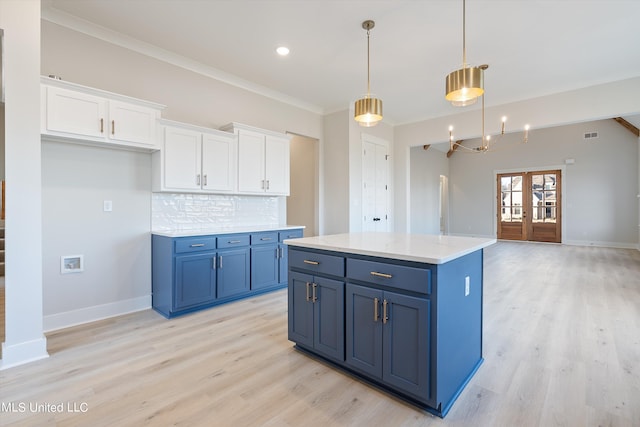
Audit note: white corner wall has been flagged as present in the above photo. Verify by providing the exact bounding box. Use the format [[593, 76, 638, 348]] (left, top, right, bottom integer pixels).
[[0, 0, 48, 369], [41, 141, 153, 331], [409, 146, 449, 234]]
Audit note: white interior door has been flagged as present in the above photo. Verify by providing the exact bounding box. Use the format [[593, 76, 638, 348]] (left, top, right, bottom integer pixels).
[[362, 137, 390, 232]]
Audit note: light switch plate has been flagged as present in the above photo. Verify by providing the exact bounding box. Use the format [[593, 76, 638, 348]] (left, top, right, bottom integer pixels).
[[103, 200, 113, 212]]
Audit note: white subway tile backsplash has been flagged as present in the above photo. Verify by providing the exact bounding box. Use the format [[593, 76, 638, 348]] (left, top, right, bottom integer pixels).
[[152, 193, 279, 231]]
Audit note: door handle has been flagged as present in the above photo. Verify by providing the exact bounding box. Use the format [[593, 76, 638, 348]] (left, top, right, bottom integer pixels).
[[373, 217, 381, 222]]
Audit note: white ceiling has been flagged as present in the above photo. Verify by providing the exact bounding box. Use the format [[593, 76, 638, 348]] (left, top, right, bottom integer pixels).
[[42, 0, 640, 128]]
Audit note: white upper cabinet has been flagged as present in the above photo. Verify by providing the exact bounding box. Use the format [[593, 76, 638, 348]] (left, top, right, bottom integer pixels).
[[41, 76, 165, 150], [222, 123, 290, 196], [152, 120, 237, 194]]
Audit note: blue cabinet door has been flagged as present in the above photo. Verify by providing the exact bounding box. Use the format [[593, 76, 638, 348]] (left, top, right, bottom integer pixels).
[[346, 283, 383, 379], [313, 276, 345, 361], [175, 252, 216, 310], [383, 291, 430, 400], [217, 247, 250, 299], [288, 271, 314, 348], [251, 245, 279, 289]]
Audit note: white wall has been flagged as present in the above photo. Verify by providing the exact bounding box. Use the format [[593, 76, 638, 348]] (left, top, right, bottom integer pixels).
[[410, 146, 449, 234], [394, 77, 640, 236], [448, 119, 638, 247], [0, 0, 48, 369], [322, 110, 350, 234], [41, 141, 153, 330]]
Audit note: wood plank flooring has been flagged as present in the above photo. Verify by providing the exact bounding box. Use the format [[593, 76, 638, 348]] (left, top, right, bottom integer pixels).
[[1, 242, 639, 426]]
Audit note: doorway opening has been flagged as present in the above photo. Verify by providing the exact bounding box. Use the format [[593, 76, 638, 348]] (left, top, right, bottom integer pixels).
[[287, 133, 319, 237], [497, 169, 562, 243]]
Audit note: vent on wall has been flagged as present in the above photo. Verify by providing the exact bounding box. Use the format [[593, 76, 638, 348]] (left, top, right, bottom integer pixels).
[[584, 131, 599, 140]]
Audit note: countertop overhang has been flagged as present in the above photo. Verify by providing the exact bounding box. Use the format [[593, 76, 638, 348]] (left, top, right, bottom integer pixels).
[[284, 232, 496, 265]]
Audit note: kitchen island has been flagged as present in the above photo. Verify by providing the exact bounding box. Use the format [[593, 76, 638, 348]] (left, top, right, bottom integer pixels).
[[284, 232, 495, 417]]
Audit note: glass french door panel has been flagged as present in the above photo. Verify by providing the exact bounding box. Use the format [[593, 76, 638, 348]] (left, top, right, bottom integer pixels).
[[544, 174, 557, 190], [501, 176, 512, 191]]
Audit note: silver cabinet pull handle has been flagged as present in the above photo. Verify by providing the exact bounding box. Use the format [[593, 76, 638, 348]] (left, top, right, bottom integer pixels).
[[196, 174, 201, 186], [305, 282, 310, 302], [382, 299, 388, 324], [219, 255, 223, 269], [303, 260, 319, 265], [100, 118, 104, 133], [371, 271, 392, 279], [312, 283, 317, 302], [111, 120, 115, 135], [266, 180, 270, 190], [261, 237, 273, 241], [374, 297, 379, 322], [190, 243, 205, 247], [228, 240, 242, 244], [212, 257, 216, 269], [203, 174, 207, 186]]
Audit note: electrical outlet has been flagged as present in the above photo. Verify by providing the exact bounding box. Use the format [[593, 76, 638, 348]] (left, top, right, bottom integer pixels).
[[465, 276, 470, 296]]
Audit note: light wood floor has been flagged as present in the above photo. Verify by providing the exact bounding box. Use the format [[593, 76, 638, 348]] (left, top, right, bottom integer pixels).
[[1, 242, 639, 426]]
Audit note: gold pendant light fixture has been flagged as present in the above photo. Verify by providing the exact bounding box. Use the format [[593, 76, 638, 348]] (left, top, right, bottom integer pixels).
[[445, 0, 484, 106], [354, 20, 383, 127], [448, 64, 531, 154]]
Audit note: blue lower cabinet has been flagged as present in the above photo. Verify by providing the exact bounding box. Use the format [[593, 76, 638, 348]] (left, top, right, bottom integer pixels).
[[346, 284, 430, 400], [175, 253, 216, 310], [217, 247, 250, 299], [251, 245, 279, 290], [287, 247, 482, 417], [288, 271, 345, 362], [152, 228, 303, 318]]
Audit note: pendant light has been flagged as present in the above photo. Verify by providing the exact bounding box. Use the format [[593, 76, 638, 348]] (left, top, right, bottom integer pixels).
[[445, 0, 484, 106], [354, 20, 383, 127]]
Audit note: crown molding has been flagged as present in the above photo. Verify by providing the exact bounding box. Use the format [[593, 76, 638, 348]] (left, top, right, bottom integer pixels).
[[41, 6, 324, 115]]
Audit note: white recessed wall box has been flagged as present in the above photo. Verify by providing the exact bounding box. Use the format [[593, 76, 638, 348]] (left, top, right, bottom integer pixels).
[[61, 255, 84, 274]]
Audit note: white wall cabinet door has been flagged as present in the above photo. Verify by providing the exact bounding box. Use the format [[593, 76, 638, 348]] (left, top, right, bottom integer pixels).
[[265, 135, 290, 195], [108, 100, 158, 146], [238, 130, 266, 193], [163, 127, 202, 191], [41, 78, 164, 150], [202, 133, 236, 193], [44, 86, 107, 140]]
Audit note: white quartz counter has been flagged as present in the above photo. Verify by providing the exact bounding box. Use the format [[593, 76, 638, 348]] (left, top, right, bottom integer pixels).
[[284, 232, 495, 265], [152, 225, 304, 238]]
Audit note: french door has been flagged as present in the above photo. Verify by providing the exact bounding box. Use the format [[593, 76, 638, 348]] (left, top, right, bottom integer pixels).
[[497, 170, 561, 243]]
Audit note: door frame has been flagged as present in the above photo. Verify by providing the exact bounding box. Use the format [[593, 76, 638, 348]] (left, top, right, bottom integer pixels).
[[493, 165, 566, 243]]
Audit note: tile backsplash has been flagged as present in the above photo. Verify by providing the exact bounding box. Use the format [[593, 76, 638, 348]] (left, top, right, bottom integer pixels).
[[152, 193, 280, 231]]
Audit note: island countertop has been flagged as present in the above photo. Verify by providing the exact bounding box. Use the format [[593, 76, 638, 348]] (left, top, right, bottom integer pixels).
[[284, 232, 495, 264]]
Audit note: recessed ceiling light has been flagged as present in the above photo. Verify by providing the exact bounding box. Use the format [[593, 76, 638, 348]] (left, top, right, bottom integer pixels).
[[276, 46, 290, 56]]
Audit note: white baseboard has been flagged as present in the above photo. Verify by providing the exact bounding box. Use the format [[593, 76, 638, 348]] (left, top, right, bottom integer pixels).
[[563, 240, 638, 250], [43, 295, 151, 333], [0, 337, 49, 370]]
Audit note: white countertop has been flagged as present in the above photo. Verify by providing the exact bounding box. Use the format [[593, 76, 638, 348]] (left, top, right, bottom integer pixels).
[[284, 232, 496, 264], [152, 225, 304, 238]]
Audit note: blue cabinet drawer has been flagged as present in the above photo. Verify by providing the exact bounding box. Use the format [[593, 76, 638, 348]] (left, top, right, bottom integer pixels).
[[217, 234, 250, 248], [174, 237, 217, 254], [289, 249, 345, 277], [251, 232, 278, 245], [347, 258, 431, 295], [279, 228, 303, 242]]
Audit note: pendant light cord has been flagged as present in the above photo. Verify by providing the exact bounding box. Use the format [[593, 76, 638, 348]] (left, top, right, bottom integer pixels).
[[366, 28, 371, 96], [462, 0, 466, 68]]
